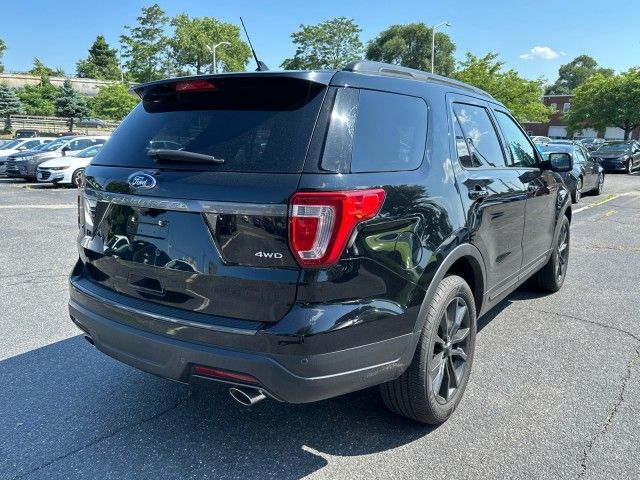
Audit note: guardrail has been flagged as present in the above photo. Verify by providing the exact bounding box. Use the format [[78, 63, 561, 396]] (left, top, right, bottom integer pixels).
[[8, 115, 118, 136]]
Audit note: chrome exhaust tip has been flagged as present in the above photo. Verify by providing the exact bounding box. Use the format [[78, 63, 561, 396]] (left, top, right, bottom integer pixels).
[[229, 386, 266, 406]]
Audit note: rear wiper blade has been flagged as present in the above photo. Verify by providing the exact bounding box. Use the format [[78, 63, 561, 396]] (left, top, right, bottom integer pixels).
[[147, 149, 224, 164]]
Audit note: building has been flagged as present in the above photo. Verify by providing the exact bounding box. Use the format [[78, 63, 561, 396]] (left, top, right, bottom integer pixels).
[[522, 94, 640, 141]]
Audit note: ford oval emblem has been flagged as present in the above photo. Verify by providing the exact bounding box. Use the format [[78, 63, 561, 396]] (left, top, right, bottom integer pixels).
[[128, 172, 157, 190]]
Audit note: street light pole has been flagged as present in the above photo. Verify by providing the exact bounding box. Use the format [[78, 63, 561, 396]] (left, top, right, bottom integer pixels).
[[431, 21, 451, 74], [207, 41, 231, 74]]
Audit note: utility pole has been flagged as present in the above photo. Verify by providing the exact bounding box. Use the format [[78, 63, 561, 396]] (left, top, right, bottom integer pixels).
[[207, 42, 231, 74], [431, 22, 451, 74]]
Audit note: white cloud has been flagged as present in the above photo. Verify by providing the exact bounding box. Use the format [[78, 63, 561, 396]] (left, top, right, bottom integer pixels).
[[519, 46, 561, 60]]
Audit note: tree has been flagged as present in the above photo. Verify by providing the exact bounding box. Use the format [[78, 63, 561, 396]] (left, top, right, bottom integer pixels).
[[18, 76, 59, 116], [281, 17, 362, 70], [55, 79, 90, 131], [90, 83, 138, 121], [28, 58, 65, 77], [546, 55, 614, 95], [453, 52, 551, 122], [366, 23, 455, 76], [0, 38, 6, 73], [76, 36, 122, 80], [169, 14, 251, 74], [120, 4, 169, 82], [565, 69, 640, 140], [0, 84, 24, 133]]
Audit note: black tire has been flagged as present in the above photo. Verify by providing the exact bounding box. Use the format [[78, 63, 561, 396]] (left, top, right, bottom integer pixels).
[[594, 173, 604, 196], [531, 215, 570, 293], [380, 275, 476, 424], [571, 177, 582, 204], [71, 168, 84, 188]]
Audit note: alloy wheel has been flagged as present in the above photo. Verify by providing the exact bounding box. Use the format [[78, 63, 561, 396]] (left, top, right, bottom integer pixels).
[[430, 296, 471, 404], [575, 178, 582, 202], [598, 174, 604, 194], [73, 170, 84, 188], [555, 222, 569, 281]]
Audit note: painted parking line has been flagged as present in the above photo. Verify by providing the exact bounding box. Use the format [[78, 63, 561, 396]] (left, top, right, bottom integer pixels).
[[573, 192, 638, 214]]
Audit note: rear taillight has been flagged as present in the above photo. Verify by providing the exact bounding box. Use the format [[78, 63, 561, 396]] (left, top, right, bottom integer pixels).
[[289, 189, 385, 267]]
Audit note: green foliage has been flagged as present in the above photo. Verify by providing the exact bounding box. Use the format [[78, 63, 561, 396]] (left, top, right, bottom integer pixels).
[[281, 17, 363, 70], [366, 23, 455, 75], [120, 4, 169, 82], [170, 14, 251, 74], [565, 69, 640, 140], [453, 52, 551, 122], [0, 38, 6, 73], [55, 79, 90, 131], [76, 36, 122, 80], [17, 76, 58, 116], [546, 55, 614, 95], [0, 84, 24, 132], [90, 83, 138, 121], [28, 58, 65, 77]]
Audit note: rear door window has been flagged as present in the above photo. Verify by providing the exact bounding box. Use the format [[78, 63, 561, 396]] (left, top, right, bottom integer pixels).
[[452, 103, 506, 168], [91, 77, 327, 173], [321, 89, 428, 173]]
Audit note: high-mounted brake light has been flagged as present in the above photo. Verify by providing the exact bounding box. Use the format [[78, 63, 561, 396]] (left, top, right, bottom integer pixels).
[[289, 189, 386, 267], [174, 79, 218, 92]]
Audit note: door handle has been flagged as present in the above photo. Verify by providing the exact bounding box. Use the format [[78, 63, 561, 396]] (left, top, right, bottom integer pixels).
[[468, 187, 489, 200]]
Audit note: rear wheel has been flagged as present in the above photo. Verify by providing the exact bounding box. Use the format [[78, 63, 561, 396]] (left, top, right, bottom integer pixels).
[[572, 177, 582, 203], [627, 160, 633, 174], [71, 168, 84, 188], [531, 215, 570, 293], [380, 275, 476, 424], [594, 173, 604, 195]]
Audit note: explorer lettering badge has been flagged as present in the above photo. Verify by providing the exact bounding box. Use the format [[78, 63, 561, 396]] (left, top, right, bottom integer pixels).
[[128, 172, 157, 189]]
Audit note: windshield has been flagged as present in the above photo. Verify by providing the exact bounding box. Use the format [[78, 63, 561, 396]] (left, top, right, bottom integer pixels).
[[92, 76, 327, 173], [42, 138, 69, 152], [1, 140, 22, 150], [77, 145, 102, 158], [596, 143, 630, 153]]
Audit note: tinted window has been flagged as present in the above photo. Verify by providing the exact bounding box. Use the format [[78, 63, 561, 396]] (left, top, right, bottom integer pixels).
[[321, 88, 359, 172], [452, 103, 506, 168], [350, 90, 427, 172], [494, 111, 538, 168], [92, 77, 326, 173]]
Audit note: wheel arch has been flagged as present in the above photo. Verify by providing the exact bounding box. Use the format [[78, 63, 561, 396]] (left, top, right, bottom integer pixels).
[[404, 243, 487, 362]]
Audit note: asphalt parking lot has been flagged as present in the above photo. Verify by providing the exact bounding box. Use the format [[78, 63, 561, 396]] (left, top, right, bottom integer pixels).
[[1, 173, 639, 480]]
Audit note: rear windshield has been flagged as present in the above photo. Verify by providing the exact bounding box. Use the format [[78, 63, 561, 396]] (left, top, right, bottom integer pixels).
[[91, 76, 326, 173]]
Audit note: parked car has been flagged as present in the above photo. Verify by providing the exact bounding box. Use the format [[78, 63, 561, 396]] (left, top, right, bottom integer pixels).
[[37, 143, 104, 187], [531, 135, 552, 144], [538, 143, 605, 202], [77, 118, 108, 128], [14, 129, 41, 138], [591, 141, 640, 173], [1, 142, 52, 176], [0, 137, 50, 158], [0, 139, 12, 148], [69, 61, 573, 424], [5, 135, 108, 181], [578, 138, 605, 151]]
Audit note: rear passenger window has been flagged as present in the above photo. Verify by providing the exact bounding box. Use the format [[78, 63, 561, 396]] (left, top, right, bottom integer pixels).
[[452, 103, 506, 168], [322, 89, 427, 173], [494, 110, 538, 168]]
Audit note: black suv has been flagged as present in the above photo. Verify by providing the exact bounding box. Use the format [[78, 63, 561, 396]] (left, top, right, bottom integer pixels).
[[69, 61, 572, 424]]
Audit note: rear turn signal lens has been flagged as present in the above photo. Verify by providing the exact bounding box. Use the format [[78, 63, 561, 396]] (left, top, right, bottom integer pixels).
[[289, 189, 386, 267]]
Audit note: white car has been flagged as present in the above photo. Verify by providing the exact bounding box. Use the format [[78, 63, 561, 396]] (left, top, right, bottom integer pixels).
[[37, 144, 104, 187], [0, 137, 50, 157]]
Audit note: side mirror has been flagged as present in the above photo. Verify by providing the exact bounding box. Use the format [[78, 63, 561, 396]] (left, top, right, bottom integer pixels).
[[61, 145, 70, 156], [548, 152, 572, 172]]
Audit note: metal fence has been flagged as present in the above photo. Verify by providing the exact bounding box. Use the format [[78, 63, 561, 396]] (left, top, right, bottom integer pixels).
[[8, 115, 118, 136]]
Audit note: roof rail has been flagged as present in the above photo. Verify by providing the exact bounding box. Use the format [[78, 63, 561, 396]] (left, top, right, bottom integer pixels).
[[342, 60, 493, 99]]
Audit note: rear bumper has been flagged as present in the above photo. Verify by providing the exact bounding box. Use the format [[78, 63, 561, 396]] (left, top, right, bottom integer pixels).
[[69, 274, 416, 404]]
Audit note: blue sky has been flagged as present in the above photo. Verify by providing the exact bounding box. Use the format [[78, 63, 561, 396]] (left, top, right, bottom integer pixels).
[[2, 0, 638, 83]]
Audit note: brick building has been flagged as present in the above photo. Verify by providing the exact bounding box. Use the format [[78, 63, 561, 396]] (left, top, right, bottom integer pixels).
[[522, 94, 640, 141]]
